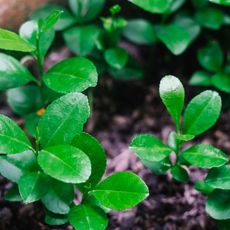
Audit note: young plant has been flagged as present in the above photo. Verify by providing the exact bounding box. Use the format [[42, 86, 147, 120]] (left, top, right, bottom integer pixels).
[[190, 41, 230, 93], [0, 10, 98, 137], [0, 92, 149, 229], [130, 75, 230, 224]]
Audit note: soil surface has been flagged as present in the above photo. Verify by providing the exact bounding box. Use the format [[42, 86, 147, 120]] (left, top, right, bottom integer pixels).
[[0, 47, 229, 230]]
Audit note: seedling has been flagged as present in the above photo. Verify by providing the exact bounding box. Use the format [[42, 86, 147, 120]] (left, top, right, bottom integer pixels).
[[130, 75, 230, 224], [0, 10, 98, 136], [0, 92, 149, 229]]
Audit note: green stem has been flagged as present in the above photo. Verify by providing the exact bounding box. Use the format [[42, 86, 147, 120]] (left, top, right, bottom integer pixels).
[[35, 127, 40, 155]]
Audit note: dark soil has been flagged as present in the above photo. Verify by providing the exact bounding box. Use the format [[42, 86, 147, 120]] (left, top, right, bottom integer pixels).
[[1, 47, 230, 230]]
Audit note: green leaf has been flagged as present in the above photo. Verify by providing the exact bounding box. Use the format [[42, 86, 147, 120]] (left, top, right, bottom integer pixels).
[[130, 134, 172, 162], [69, 204, 108, 230], [92, 172, 149, 210], [190, 71, 212, 86], [45, 211, 68, 225], [7, 85, 43, 116], [0, 53, 36, 90], [18, 172, 50, 203], [128, 0, 172, 14], [159, 75, 185, 129], [198, 42, 223, 72], [123, 19, 156, 45], [25, 113, 41, 138], [212, 72, 230, 93], [195, 7, 224, 30], [0, 28, 35, 52], [69, 0, 105, 23], [142, 158, 171, 174], [206, 190, 230, 220], [38, 93, 90, 148], [4, 185, 22, 202], [0, 115, 32, 154], [72, 132, 106, 190], [40, 10, 63, 32], [31, 4, 76, 31], [64, 25, 100, 56], [205, 165, 230, 189], [171, 165, 189, 183], [42, 180, 74, 214], [209, 0, 230, 6], [182, 145, 228, 168], [176, 134, 194, 141], [0, 150, 37, 183], [43, 57, 98, 94], [19, 20, 55, 61], [168, 0, 186, 13], [104, 48, 128, 70], [183, 90, 221, 136], [194, 180, 214, 194], [156, 24, 191, 55], [38, 145, 91, 184]]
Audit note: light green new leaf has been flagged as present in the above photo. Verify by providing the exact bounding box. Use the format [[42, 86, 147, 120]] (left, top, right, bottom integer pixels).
[[183, 90, 221, 136], [7, 85, 43, 116], [190, 71, 212, 86], [92, 172, 149, 210], [209, 0, 230, 6], [45, 211, 68, 226], [38, 93, 90, 148], [182, 145, 228, 168], [171, 165, 189, 183], [160, 75, 185, 129], [212, 72, 230, 93], [206, 190, 230, 220], [18, 171, 50, 203], [38, 145, 91, 184], [128, 0, 172, 14], [156, 24, 191, 55], [64, 25, 100, 56], [43, 57, 98, 93], [205, 165, 230, 189], [123, 19, 156, 45], [0, 150, 37, 183], [130, 134, 172, 162], [0, 28, 35, 52], [198, 42, 223, 72], [42, 180, 74, 214], [0, 115, 32, 154], [69, 204, 108, 230], [104, 48, 128, 70], [0, 53, 36, 90], [72, 133, 106, 190]]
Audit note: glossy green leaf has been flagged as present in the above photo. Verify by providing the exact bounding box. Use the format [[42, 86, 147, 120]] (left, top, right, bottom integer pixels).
[[183, 90, 221, 136], [171, 165, 189, 182], [42, 180, 74, 214], [104, 48, 128, 70], [38, 93, 90, 148], [190, 71, 212, 86], [176, 134, 194, 141], [160, 75, 185, 129], [92, 172, 149, 210], [194, 180, 214, 194], [168, 0, 186, 13], [25, 113, 41, 138], [123, 19, 156, 45], [64, 25, 100, 56], [43, 57, 98, 94], [130, 134, 172, 162], [4, 185, 22, 202], [72, 132, 106, 189], [0, 150, 37, 183], [167, 131, 177, 151], [198, 42, 223, 72], [0, 53, 36, 90], [31, 4, 76, 31], [209, 0, 230, 6], [0, 28, 35, 52], [212, 72, 230, 93], [38, 145, 91, 183], [182, 145, 228, 168], [195, 7, 224, 30], [7, 85, 43, 116], [0, 115, 32, 154], [18, 172, 50, 203], [128, 0, 172, 14], [45, 211, 68, 225], [69, 0, 105, 23], [206, 190, 230, 220], [69, 204, 108, 230], [205, 165, 230, 189], [156, 24, 191, 55]]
